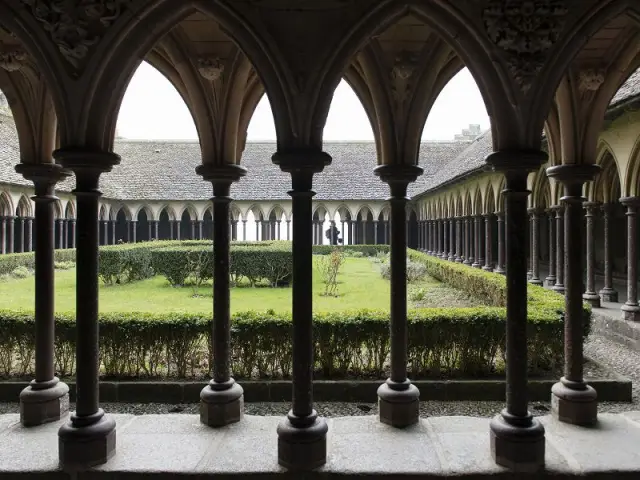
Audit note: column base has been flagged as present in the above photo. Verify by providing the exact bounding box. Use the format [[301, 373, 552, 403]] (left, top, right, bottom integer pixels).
[[277, 411, 328, 470], [552, 284, 565, 294], [493, 266, 505, 275], [377, 380, 420, 428], [582, 292, 601, 308], [58, 409, 116, 470], [551, 379, 598, 426], [528, 277, 543, 286], [599, 287, 618, 303], [455, 257, 462, 263], [621, 303, 640, 322], [489, 412, 545, 473], [472, 262, 482, 269], [545, 275, 556, 287], [200, 379, 244, 427], [20, 378, 69, 427], [482, 265, 494, 272], [448, 255, 455, 262], [463, 260, 472, 266]]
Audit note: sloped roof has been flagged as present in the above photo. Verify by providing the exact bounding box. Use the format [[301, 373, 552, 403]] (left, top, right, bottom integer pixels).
[[611, 68, 640, 107]]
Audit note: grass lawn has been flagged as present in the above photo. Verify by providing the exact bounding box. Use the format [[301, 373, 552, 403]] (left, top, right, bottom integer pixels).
[[0, 257, 485, 314]]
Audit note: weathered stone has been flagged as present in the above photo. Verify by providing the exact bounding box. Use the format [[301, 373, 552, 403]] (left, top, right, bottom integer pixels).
[[551, 381, 598, 426], [377, 382, 420, 428], [200, 382, 244, 427], [489, 414, 545, 473], [277, 416, 328, 470], [19, 381, 69, 427]]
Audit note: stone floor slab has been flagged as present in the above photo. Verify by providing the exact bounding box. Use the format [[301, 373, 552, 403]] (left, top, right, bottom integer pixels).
[[540, 413, 640, 472]]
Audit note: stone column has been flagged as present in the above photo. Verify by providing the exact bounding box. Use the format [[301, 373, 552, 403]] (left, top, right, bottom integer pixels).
[[371, 220, 376, 245], [552, 206, 565, 293], [70, 220, 76, 248], [7, 216, 14, 253], [188, 220, 194, 240], [153, 220, 159, 241], [276, 220, 281, 240], [448, 218, 455, 261], [57, 220, 64, 249], [169, 220, 174, 240], [196, 164, 246, 428], [125, 220, 131, 242], [385, 220, 390, 245], [426, 221, 432, 254], [455, 217, 463, 262], [63, 220, 69, 249], [545, 210, 556, 287], [599, 203, 618, 302], [241, 220, 246, 241], [131, 220, 137, 243], [483, 213, 493, 271], [441, 219, 448, 259], [494, 212, 505, 274], [463, 217, 472, 265], [255, 220, 260, 241], [55, 150, 119, 468], [273, 150, 330, 469], [528, 209, 543, 285], [109, 220, 115, 245], [147, 222, 152, 241], [26, 217, 33, 252], [548, 164, 600, 427], [620, 197, 640, 321], [17, 217, 25, 253], [198, 220, 204, 240], [582, 202, 601, 307], [0, 216, 5, 254], [351, 221, 357, 245], [286, 220, 291, 241], [375, 164, 422, 428], [487, 151, 545, 472], [472, 216, 482, 268], [15, 164, 70, 427]]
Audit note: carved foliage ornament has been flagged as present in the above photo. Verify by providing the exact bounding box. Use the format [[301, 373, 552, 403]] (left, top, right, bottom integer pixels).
[[390, 50, 418, 115], [21, 0, 135, 70], [0, 49, 27, 72], [197, 57, 224, 82], [483, 0, 568, 91], [578, 69, 605, 93]]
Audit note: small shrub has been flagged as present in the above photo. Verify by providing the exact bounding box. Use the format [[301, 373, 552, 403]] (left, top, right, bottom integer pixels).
[[406, 260, 427, 283], [11, 266, 31, 279], [409, 287, 428, 302], [54, 261, 75, 270], [317, 247, 345, 296], [379, 262, 391, 280]]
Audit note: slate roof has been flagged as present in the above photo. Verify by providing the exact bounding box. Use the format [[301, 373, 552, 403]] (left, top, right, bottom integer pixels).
[[611, 68, 640, 107]]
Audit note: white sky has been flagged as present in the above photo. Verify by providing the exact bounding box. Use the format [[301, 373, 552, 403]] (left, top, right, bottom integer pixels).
[[117, 61, 490, 141]]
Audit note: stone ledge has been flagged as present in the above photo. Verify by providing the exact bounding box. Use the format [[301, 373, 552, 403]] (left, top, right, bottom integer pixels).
[[592, 309, 640, 352], [2, 413, 640, 478], [0, 377, 631, 404]]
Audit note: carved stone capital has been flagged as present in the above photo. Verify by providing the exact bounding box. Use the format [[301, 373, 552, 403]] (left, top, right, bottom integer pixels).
[[579, 69, 605, 94], [197, 57, 225, 81], [0, 49, 27, 72]]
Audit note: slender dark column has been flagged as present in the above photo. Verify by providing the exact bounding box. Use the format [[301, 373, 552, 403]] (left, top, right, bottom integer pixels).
[[427, 220, 432, 254], [478, 215, 485, 267], [103, 221, 109, 245], [483, 213, 493, 271], [169, 220, 174, 240], [58, 220, 64, 249], [350, 221, 356, 245], [548, 164, 600, 426], [375, 164, 422, 428], [373, 220, 378, 244], [15, 164, 70, 426], [286, 219, 291, 241], [152, 220, 158, 241], [26, 217, 33, 252], [552, 206, 565, 293], [63, 220, 69, 249], [55, 150, 119, 468], [527, 213, 533, 280], [18, 217, 25, 253], [423, 220, 427, 251], [111, 220, 116, 245], [487, 151, 545, 472], [455, 217, 462, 262], [190, 220, 195, 240], [199, 220, 204, 240], [196, 164, 246, 427], [620, 197, 640, 321], [147, 222, 151, 241], [545, 210, 556, 287], [448, 218, 455, 261], [7, 216, 14, 253], [131, 220, 137, 243], [243, 220, 248, 241], [126, 220, 131, 242], [582, 202, 601, 307], [70, 220, 76, 248], [0, 217, 5, 254], [472, 215, 482, 268], [599, 203, 618, 302], [273, 150, 330, 470], [494, 212, 505, 274], [441, 219, 448, 259], [528, 208, 543, 285], [463, 217, 472, 265]]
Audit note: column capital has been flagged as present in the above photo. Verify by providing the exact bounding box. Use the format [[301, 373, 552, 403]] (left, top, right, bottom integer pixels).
[[620, 196, 640, 208], [486, 149, 546, 173], [583, 201, 601, 215], [547, 164, 601, 198], [527, 207, 544, 216], [53, 149, 120, 192], [195, 163, 247, 197], [15, 163, 71, 196], [272, 149, 331, 191], [374, 164, 423, 198], [601, 202, 615, 213]]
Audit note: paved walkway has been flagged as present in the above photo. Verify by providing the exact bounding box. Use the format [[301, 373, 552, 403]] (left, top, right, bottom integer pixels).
[[2, 412, 640, 478]]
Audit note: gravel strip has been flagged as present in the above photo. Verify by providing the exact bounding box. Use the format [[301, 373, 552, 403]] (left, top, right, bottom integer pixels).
[[586, 335, 640, 402]]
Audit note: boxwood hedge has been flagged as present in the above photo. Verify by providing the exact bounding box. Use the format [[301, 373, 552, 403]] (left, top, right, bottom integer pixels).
[[0, 246, 589, 380], [0, 249, 76, 275]]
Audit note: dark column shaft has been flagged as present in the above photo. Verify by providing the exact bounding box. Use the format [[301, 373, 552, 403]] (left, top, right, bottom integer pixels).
[[496, 213, 505, 272], [583, 203, 599, 305], [529, 209, 541, 283], [546, 211, 556, 285], [603, 204, 613, 291], [554, 207, 565, 291], [484, 214, 492, 270], [213, 195, 231, 384], [75, 187, 101, 417], [622, 200, 639, 309], [389, 191, 408, 383], [449, 218, 455, 260]]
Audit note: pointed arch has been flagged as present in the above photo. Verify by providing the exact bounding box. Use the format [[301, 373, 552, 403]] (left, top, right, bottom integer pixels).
[[64, 201, 76, 220], [16, 194, 32, 217], [0, 191, 13, 217]]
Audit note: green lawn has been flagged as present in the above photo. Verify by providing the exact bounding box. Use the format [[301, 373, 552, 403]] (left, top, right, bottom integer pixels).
[[0, 257, 484, 314]]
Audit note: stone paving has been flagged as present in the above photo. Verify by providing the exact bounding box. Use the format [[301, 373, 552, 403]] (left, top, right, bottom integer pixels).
[[1, 412, 640, 478]]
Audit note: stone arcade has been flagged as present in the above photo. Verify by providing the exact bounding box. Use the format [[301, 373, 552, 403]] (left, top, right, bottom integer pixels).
[[1, 0, 640, 477]]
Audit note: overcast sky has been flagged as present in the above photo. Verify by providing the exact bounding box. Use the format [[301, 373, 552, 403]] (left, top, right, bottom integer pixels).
[[116, 61, 490, 141]]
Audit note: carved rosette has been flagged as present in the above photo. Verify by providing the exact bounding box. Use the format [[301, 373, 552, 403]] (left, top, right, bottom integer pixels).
[[483, 0, 568, 92], [21, 0, 136, 71]]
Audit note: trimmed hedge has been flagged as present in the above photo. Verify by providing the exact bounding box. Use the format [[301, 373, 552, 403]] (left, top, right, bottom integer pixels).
[[0, 248, 589, 380], [0, 249, 76, 275], [312, 244, 389, 257]]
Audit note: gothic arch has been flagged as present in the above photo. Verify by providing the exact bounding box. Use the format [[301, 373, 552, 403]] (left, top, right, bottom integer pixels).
[[159, 205, 178, 222], [64, 201, 76, 220], [114, 204, 133, 222], [0, 191, 13, 216], [485, 184, 496, 215], [624, 133, 640, 197], [16, 194, 31, 217]]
